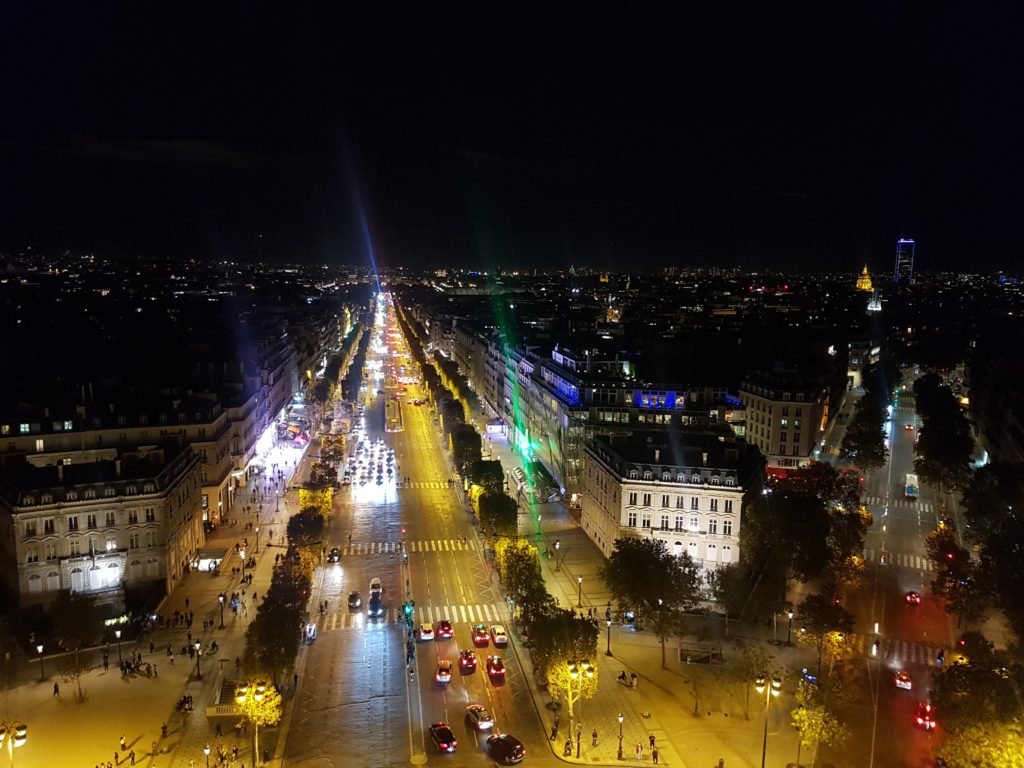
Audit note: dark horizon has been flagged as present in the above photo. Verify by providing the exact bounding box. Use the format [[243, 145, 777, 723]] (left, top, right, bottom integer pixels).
[[3, 4, 1024, 273]]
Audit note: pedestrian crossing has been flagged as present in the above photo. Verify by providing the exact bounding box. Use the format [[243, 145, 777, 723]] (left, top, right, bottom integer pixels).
[[864, 549, 934, 571], [861, 496, 933, 514], [334, 539, 477, 556], [852, 633, 948, 667], [403, 481, 455, 490], [318, 603, 507, 631]]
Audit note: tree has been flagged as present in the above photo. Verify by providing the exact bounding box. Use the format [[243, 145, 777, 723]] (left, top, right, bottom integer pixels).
[[479, 492, 518, 537], [309, 461, 337, 487], [790, 680, 850, 768], [742, 490, 831, 586], [600, 538, 702, 668], [794, 594, 855, 680], [51, 592, 103, 702], [471, 460, 505, 494], [709, 561, 787, 624], [977, 513, 1024, 641], [287, 507, 325, 548], [235, 680, 283, 767], [546, 658, 599, 732], [243, 600, 301, 684], [913, 374, 974, 492], [719, 641, 770, 720], [451, 425, 482, 476], [493, 537, 541, 601], [840, 384, 888, 470], [937, 723, 1024, 768], [528, 608, 598, 675], [960, 462, 1024, 543]]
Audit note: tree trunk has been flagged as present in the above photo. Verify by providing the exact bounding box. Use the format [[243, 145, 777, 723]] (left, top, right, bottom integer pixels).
[[660, 634, 666, 669]]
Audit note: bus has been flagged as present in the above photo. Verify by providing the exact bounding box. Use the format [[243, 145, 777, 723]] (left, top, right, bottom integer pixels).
[[904, 473, 919, 500]]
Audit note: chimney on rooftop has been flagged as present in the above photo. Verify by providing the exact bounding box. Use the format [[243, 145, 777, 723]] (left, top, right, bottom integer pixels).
[[654, 448, 661, 463], [702, 451, 708, 466], [115, 460, 122, 478]]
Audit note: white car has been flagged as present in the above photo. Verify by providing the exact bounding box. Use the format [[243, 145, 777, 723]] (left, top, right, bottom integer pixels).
[[466, 704, 494, 730], [369, 577, 383, 594], [418, 623, 435, 641], [895, 670, 913, 690], [491, 625, 508, 647]]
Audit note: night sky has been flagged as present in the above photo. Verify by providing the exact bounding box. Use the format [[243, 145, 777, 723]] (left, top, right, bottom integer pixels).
[[2, 3, 1023, 272]]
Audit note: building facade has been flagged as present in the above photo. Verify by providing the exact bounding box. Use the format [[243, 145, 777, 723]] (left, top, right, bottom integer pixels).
[[0, 440, 203, 613], [580, 430, 762, 573], [740, 365, 829, 473], [894, 238, 915, 286]]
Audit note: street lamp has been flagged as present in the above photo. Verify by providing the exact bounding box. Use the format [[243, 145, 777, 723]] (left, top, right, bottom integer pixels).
[[36, 645, 43, 682], [786, 611, 794, 645], [754, 673, 782, 768], [236, 681, 268, 765], [577, 575, 583, 608], [0, 721, 28, 768], [617, 713, 624, 761], [240, 548, 247, 580], [114, 630, 122, 665], [606, 619, 613, 656], [203, 743, 211, 768], [219, 593, 225, 629], [255, 526, 260, 553], [194, 641, 202, 681]]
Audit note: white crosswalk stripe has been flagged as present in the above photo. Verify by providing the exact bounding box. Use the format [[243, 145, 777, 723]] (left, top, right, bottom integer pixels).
[[862, 495, 932, 514], [405, 481, 450, 489], [340, 539, 476, 557], [319, 604, 506, 631], [864, 549, 934, 571], [850, 633, 947, 666]]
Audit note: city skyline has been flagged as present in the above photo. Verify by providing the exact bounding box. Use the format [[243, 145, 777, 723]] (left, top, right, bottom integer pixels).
[[3, 5, 1024, 272]]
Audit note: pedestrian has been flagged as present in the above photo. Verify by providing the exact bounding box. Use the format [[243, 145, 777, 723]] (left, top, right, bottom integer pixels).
[[153, 663, 158, 678], [631, 671, 638, 689], [636, 743, 643, 761], [52, 681, 59, 697], [129, 750, 136, 766], [114, 752, 119, 766], [161, 722, 167, 738], [121, 734, 127, 751], [592, 728, 598, 747], [652, 747, 660, 765], [649, 733, 656, 749], [294, 672, 299, 689], [149, 640, 154, 654]]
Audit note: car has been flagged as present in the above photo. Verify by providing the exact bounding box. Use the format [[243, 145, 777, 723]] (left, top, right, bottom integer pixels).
[[486, 655, 505, 680], [459, 649, 477, 672], [347, 591, 362, 610], [465, 704, 494, 730], [895, 670, 913, 690], [367, 594, 384, 618], [487, 734, 526, 764], [906, 591, 922, 605], [370, 577, 383, 594], [428, 722, 458, 753], [915, 702, 937, 730], [491, 625, 508, 646], [472, 624, 490, 647], [904, 423, 915, 431], [435, 659, 453, 684], [437, 619, 454, 639], [327, 547, 341, 563], [419, 623, 435, 641]]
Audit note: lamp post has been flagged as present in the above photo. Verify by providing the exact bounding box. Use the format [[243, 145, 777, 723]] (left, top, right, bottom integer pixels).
[[219, 593, 225, 629], [194, 641, 202, 681], [755, 673, 782, 768], [115, 630, 122, 665], [0, 721, 28, 768], [617, 713, 624, 761], [203, 743, 211, 768], [255, 526, 260, 553], [606, 619, 613, 656], [577, 575, 583, 608], [554, 539, 561, 571], [240, 549, 246, 580], [786, 611, 794, 645], [36, 645, 43, 682]]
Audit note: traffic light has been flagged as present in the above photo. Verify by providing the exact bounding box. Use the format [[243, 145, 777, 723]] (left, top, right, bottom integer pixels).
[[403, 602, 413, 617]]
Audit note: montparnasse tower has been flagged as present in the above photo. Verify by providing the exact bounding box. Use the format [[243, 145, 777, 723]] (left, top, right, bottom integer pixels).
[[856, 264, 874, 292]]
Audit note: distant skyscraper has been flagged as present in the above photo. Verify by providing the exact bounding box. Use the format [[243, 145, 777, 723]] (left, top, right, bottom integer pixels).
[[894, 239, 915, 285]]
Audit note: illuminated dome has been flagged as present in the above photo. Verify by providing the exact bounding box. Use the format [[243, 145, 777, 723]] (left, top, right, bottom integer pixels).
[[856, 264, 873, 292]]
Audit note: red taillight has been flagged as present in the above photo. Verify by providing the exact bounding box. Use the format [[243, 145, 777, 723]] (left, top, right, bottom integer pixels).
[[439, 743, 448, 749]]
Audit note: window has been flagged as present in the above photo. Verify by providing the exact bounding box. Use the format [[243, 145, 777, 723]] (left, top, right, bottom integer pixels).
[[780, 418, 788, 428], [67, 516, 79, 531], [106, 536, 118, 552], [69, 539, 81, 555], [725, 477, 735, 487], [779, 445, 786, 455], [19, 423, 29, 434], [794, 419, 801, 429], [796, 393, 804, 401], [143, 484, 155, 493], [67, 490, 78, 502], [87, 515, 97, 530], [129, 533, 140, 549], [643, 471, 652, 480], [139, 414, 148, 425], [711, 476, 721, 486], [660, 514, 669, 530], [781, 407, 789, 417], [722, 545, 733, 563], [689, 516, 699, 532], [725, 499, 733, 513], [126, 486, 137, 496], [105, 488, 115, 498], [628, 492, 638, 506], [63, 420, 73, 430], [690, 497, 699, 510], [795, 408, 802, 417], [723, 520, 733, 536], [26, 547, 38, 563], [793, 445, 801, 456], [85, 490, 96, 500], [710, 499, 719, 512], [627, 511, 637, 527], [676, 473, 685, 483], [674, 516, 684, 531], [145, 509, 156, 523], [145, 532, 156, 547], [661, 494, 670, 508], [675, 495, 685, 509], [105, 512, 116, 527], [43, 519, 54, 534], [793, 433, 801, 443], [781, 432, 787, 443], [706, 543, 717, 561], [708, 518, 718, 534], [117, 416, 126, 426], [128, 511, 138, 524], [641, 513, 651, 529], [24, 521, 37, 537], [44, 543, 57, 560], [35, 439, 44, 452], [629, 470, 638, 479], [642, 493, 651, 507], [782, 392, 791, 402]]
